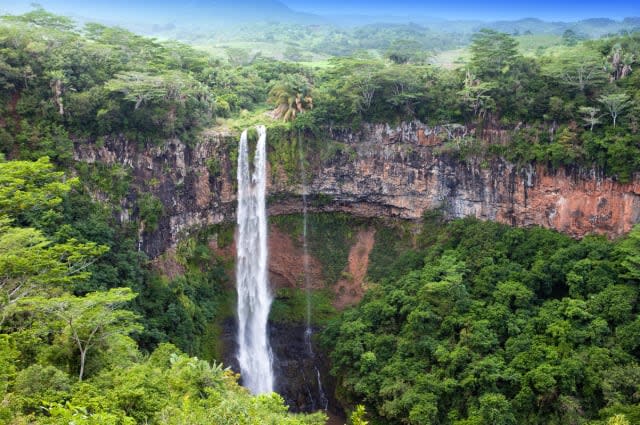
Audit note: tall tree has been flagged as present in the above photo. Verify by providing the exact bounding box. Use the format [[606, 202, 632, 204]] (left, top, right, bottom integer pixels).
[[268, 74, 313, 122], [0, 157, 77, 225], [20, 288, 141, 381], [458, 70, 497, 119], [104, 71, 212, 111], [599, 93, 632, 127], [0, 158, 106, 323], [543, 47, 608, 92], [469, 29, 519, 80], [0, 220, 106, 325], [578, 106, 601, 131]]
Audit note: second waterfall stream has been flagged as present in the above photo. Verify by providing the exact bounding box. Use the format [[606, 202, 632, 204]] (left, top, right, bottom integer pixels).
[[236, 125, 274, 394]]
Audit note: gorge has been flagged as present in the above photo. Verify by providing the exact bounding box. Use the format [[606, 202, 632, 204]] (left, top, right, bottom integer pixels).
[[71, 121, 640, 412]]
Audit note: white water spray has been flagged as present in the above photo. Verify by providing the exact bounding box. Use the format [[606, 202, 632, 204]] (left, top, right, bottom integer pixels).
[[236, 125, 274, 394]]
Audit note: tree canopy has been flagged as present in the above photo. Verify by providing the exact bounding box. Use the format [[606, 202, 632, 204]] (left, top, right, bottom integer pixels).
[[324, 217, 640, 425]]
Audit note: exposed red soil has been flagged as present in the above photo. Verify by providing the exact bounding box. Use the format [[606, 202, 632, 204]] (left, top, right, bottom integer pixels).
[[332, 228, 376, 310], [267, 227, 324, 290]]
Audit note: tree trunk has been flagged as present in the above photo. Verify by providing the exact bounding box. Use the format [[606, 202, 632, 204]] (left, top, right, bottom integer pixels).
[[79, 348, 86, 381], [52, 79, 64, 115]]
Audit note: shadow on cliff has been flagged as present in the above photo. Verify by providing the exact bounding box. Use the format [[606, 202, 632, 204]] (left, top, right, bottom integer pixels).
[[221, 318, 344, 417]]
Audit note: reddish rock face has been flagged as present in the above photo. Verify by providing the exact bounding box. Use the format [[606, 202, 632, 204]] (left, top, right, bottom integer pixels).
[[265, 226, 374, 308], [503, 166, 640, 237], [267, 227, 324, 290], [332, 228, 375, 309], [74, 122, 640, 258], [282, 122, 640, 240]]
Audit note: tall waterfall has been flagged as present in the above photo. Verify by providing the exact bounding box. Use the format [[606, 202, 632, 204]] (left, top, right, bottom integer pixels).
[[298, 134, 329, 411], [236, 125, 274, 394]]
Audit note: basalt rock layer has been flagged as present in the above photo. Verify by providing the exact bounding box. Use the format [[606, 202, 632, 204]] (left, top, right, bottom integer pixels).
[[74, 122, 640, 259]]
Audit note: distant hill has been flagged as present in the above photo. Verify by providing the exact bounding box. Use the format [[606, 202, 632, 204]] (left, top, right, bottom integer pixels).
[[2, 1, 638, 41], [414, 16, 640, 37], [4, 0, 324, 28], [178, 0, 322, 23]]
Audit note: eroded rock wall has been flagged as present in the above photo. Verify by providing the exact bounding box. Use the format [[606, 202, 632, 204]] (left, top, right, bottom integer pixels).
[[74, 122, 640, 258], [303, 122, 640, 238], [74, 130, 237, 257]]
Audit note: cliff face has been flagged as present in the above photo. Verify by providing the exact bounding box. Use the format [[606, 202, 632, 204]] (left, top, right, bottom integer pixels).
[[74, 130, 237, 257], [74, 122, 640, 258], [295, 122, 640, 237]]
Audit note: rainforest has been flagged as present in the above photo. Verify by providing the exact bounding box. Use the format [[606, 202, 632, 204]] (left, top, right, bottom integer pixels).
[[0, 2, 639, 424]]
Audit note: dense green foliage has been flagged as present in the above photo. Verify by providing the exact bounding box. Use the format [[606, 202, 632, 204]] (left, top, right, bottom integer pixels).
[[1, 336, 326, 424], [305, 29, 639, 127], [0, 9, 252, 360], [0, 10, 214, 146], [0, 7, 314, 150], [324, 216, 640, 425], [0, 158, 325, 424], [257, 28, 640, 182], [306, 30, 640, 181]]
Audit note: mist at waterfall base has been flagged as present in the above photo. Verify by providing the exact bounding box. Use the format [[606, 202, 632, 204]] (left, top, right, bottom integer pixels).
[[235, 125, 274, 394]]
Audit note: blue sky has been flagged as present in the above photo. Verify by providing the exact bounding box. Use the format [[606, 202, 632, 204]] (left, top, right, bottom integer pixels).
[[281, 0, 640, 20], [3, 0, 639, 22]]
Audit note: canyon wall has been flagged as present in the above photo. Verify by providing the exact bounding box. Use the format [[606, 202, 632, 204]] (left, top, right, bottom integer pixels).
[[74, 121, 640, 258]]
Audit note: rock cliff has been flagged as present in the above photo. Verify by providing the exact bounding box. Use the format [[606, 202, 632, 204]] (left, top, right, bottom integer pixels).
[[74, 121, 640, 259]]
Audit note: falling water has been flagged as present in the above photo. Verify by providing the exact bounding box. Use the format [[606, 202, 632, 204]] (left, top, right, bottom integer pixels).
[[299, 134, 329, 411], [236, 125, 274, 394], [300, 135, 311, 333]]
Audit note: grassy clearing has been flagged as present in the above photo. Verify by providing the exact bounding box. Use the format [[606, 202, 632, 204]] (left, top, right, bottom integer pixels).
[[430, 47, 470, 69], [213, 106, 278, 132], [516, 33, 563, 56]]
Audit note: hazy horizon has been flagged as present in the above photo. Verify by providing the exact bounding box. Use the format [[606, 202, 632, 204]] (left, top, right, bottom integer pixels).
[[3, 0, 640, 23], [281, 0, 640, 21]]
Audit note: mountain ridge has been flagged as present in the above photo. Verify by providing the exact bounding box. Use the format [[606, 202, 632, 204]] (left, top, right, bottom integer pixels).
[[4, 0, 639, 33]]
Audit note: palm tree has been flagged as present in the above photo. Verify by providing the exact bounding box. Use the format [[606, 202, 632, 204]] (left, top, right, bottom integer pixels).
[[268, 74, 313, 122]]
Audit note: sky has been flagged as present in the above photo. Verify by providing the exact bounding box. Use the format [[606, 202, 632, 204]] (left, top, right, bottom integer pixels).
[[281, 0, 640, 21], [3, 0, 640, 22]]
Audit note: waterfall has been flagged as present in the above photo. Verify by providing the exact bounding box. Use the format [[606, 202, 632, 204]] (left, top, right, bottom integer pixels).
[[299, 134, 329, 411], [300, 135, 311, 333], [236, 125, 274, 394]]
